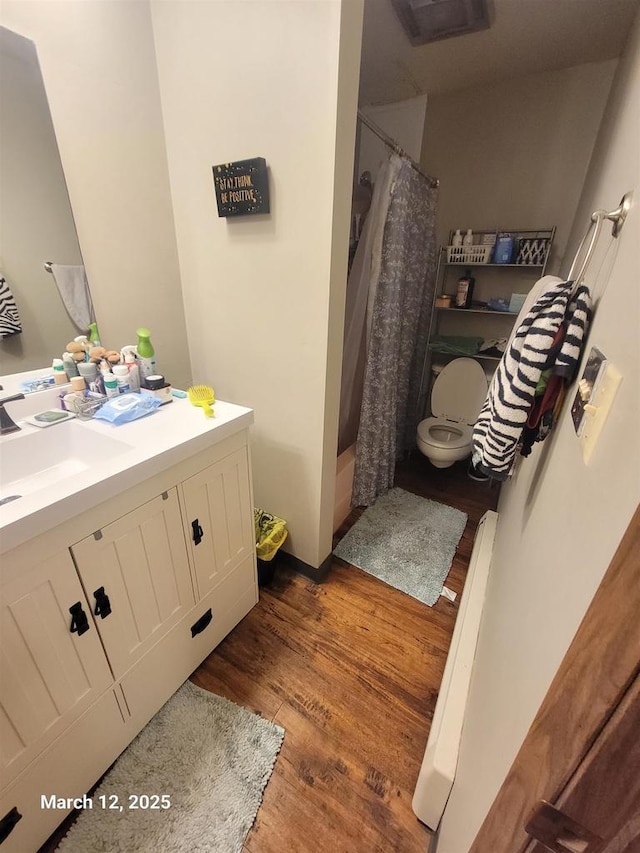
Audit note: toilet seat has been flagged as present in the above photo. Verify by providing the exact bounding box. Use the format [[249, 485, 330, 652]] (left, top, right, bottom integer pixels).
[[417, 417, 472, 450], [416, 358, 488, 468]]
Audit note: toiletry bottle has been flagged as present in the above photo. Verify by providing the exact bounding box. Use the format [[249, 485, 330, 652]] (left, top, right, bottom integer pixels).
[[136, 327, 157, 379], [52, 358, 68, 385], [452, 229, 462, 247], [77, 361, 99, 392], [113, 364, 131, 394], [88, 322, 102, 347], [103, 372, 119, 399], [455, 269, 475, 309], [62, 352, 80, 379], [463, 228, 474, 247], [121, 346, 141, 392]]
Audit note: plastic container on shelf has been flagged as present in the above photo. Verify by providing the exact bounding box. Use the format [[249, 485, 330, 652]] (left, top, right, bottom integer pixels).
[[463, 228, 474, 246], [446, 245, 492, 264]]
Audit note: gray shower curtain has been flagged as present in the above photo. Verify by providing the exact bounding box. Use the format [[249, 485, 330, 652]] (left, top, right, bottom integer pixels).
[[351, 158, 438, 507]]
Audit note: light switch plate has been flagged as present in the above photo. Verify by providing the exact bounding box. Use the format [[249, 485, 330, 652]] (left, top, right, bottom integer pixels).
[[571, 347, 622, 464]]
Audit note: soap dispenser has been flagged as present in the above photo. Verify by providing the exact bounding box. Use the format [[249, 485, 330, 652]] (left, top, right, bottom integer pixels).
[[136, 328, 157, 380]]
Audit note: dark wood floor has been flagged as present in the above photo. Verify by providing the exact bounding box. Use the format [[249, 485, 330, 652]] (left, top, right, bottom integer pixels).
[[195, 455, 499, 853], [40, 456, 498, 852]]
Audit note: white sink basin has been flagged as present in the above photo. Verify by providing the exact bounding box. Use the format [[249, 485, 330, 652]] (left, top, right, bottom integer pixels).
[[0, 422, 133, 500]]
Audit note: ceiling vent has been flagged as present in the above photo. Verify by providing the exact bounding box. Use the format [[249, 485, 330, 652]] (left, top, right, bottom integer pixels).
[[390, 0, 491, 46]]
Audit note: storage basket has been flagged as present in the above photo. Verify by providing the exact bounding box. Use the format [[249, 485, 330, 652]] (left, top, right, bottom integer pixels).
[[446, 245, 492, 264]]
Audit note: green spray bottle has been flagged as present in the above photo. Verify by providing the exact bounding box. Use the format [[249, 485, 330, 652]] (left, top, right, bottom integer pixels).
[[136, 327, 157, 379], [88, 322, 101, 347]]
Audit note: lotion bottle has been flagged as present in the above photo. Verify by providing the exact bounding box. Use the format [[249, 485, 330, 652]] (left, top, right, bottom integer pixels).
[[463, 228, 474, 246], [136, 327, 157, 379], [452, 229, 462, 247], [121, 346, 141, 392]]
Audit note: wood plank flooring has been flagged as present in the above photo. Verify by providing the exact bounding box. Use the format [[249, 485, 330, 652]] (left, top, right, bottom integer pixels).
[[39, 456, 498, 852], [197, 455, 499, 852]]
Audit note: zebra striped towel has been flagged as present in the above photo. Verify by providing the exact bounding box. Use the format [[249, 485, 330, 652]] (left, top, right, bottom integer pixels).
[[0, 275, 22, 337], [472, 279, 591, 480]]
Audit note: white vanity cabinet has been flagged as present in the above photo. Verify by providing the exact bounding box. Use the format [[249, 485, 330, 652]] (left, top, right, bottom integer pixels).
[[70, 489, 195, 679], [180, 444, 254, 599], [0, 551, 113, 789], [0, 408, 258, 853]]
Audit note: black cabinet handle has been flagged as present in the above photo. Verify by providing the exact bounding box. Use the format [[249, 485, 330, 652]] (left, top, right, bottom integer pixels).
[[192, 519, 204, 545], [191, 608, 213, 638], [93, 587, 112, 619], [69, 602, 90, 636], [0, 806, 22, 843]]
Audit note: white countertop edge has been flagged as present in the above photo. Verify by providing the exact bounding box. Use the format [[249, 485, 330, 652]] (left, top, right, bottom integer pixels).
[[0, 398, 254, 554]]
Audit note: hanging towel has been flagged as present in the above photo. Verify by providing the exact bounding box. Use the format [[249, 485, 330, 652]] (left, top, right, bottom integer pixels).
[[0, 274, 22, 337], [472, 279, 592, 480], [50, 264, 93, 331]]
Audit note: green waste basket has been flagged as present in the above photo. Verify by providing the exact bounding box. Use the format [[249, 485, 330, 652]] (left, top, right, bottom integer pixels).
[[254, 508, 288, 587]]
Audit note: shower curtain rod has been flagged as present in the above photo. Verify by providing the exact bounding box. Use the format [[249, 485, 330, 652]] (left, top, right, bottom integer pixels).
[[357, 109, 439, 189]]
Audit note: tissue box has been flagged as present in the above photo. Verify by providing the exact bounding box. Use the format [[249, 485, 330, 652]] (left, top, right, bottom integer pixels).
[[509, 293, 527, 314]]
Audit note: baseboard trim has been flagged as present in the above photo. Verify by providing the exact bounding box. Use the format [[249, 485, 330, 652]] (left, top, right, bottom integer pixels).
[[279, 551, 333, 583]]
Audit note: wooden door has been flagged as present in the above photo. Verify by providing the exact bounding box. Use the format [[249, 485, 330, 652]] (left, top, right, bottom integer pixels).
[[180, 446, 254, 599], [71, 489, 194, 679], [525, 671, 640, 852], [470, 505, 640, 852], [0, 550, 112, 789]]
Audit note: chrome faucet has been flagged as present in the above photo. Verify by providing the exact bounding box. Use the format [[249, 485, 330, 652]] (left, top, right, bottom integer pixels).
[[0, 394, 25, 435]]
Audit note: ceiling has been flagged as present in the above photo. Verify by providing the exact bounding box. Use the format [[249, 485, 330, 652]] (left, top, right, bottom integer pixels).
[[359, 0, 640, 104]]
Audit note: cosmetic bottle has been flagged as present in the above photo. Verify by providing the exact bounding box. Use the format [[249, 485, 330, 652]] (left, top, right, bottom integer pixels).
[[452, 229, 462, 247], [463, 228, 474, 247], [103, 372, 119, 399], [52, 358, 68, 385], [136, 328, 157, 379], [113, 364, 131, 394], [121, 347, 141, 392], [455, 269, 475, 309]]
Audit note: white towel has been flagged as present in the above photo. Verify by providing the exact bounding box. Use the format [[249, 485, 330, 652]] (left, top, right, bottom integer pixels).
[[50, 264, 94, 331], [0, 274, 22, 337]]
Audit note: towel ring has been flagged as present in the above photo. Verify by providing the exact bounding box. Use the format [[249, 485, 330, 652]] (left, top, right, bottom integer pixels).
[[567, 191, 632, 285]]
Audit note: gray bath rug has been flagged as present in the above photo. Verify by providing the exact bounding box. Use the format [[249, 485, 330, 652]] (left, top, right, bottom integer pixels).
[[56, 681, 284, 853], [334, 488, 467, 606]]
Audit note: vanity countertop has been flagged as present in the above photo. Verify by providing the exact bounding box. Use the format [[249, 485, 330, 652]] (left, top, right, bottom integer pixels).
[[0, 396, 253, 554]]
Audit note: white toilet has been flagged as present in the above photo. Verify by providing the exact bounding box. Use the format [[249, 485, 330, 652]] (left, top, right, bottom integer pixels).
[[416, 358, 488, 468]]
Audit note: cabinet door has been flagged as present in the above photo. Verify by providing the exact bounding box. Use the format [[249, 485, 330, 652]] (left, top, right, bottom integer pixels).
[[0, 551, 112, 789], [180, 446, 254, 599], [71, 489, 195, 679]]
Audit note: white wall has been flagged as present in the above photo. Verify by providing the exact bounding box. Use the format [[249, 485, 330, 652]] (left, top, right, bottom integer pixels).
[[437, 11, 640, 850], [0, 2, 191, 388], [358, 95, 428, 180], [422, 61, 617, 270], [151, 0, 363, 568], [0, 28, 81, 372]]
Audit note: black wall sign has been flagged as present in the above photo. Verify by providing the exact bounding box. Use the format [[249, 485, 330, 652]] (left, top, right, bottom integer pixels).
[[212, 157, 269, 217]]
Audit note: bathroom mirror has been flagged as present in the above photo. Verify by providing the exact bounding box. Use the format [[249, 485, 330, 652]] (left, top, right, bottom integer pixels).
[[0, 26, 97, 377]]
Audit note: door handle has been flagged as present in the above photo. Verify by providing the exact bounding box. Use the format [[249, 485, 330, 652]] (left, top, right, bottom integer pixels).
[[93, 586, 112, 619], [192, 519, 204, 545], [525, 801, 605, 853], [0, 807, 22, 843], [69, 601, 90, 636], [191, 608, 213, 637]]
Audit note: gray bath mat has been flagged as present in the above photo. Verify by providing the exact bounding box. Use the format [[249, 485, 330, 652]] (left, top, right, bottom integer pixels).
[[56, 681, 284, 853], [334, 488, 467, 606]]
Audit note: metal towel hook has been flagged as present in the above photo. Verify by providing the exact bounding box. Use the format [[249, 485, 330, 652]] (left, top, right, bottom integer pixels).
[[567, 191, 633, 285]]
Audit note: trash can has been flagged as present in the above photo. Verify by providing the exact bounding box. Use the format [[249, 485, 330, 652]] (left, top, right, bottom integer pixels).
[[254, 508, 288, 587]]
